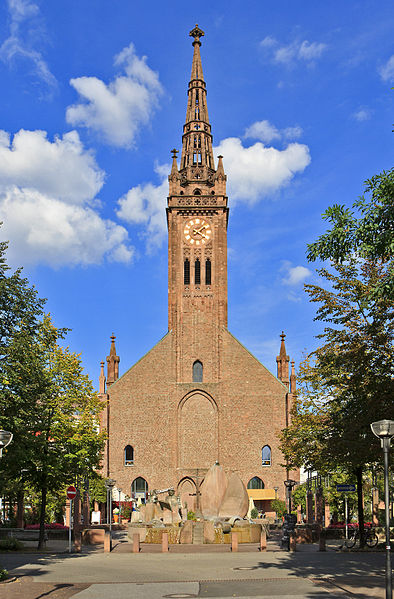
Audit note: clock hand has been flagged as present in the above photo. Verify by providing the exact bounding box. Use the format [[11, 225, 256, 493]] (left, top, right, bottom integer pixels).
[[193, 225, 208, 236]]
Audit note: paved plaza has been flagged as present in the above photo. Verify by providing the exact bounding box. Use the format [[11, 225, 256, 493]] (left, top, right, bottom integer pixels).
[[0, 531, 390, 598]]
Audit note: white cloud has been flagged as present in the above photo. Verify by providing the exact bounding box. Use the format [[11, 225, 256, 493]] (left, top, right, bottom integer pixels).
[[281, 261, 312, 286], [0, 129, 133, 267], [213, 137, 311, 203], [66, 43, 162, 148], [260, 36, 327, 65], [352, 108, 372, 122], [0, 0, 57, 90], [244, 120, 281, 143], [379, 55, 394, 82], [245, 120, 303, 143], [0, 129, 104, 203], [116, 163, 169, 249], [283, 126, 303, 140]]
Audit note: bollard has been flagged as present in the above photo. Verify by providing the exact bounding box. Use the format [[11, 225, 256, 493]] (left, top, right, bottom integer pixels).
[[74, 529, 82, 553], [132, 532, 140, 553], [231, 532, 238, 552], [104, 530, 112, 553], [289, 531, 296, 552], [162, 531, 169, 552], [259, 530, 267, 552], [319, 529, 326, 552]]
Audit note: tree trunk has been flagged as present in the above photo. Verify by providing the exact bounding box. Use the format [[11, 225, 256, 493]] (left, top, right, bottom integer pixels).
[[16, 489, 24, 528], [38, 483, 47, 550], [355, 466, 365, 548]]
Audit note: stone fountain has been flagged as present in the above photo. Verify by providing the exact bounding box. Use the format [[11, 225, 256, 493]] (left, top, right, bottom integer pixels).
[[128, 462, 264, 544]]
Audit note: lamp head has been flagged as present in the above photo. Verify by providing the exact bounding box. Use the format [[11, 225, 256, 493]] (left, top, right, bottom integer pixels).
[[0, 430, 13, 449], [370, 420, 394, 439]]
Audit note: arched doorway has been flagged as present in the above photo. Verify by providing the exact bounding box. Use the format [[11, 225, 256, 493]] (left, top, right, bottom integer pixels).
[[131, 477, 148, 503], [177, 477, 197, 512]]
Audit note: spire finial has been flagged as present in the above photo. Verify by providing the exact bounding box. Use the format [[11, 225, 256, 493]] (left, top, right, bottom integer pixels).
[[171, 148, 178, 159], [189, 24, 204, 46], [280, 331, 286, 342]]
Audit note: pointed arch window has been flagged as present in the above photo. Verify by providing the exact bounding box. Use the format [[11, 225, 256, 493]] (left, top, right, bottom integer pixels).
[[195, 259, 201, 285], [262, 445, 271, 466], [205, 258, 211, 285], [184, 258, 190, 285], [247, 476, 264, 489], [193, 360, 203, 382], [124, 445, 134, 466]]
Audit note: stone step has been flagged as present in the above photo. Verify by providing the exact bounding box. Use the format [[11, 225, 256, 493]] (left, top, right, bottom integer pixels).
[[192, 523, 204, 545]]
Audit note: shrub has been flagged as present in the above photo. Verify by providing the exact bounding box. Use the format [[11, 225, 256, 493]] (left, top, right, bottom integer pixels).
[[0, 538, 23, 551], [271, 499, 287, 519], [0, 568, 8, 581], [187, 511, 196, 520], [250, 508, 259, 519]]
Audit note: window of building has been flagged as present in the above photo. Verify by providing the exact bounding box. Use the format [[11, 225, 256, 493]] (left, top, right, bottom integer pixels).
[[205, 259, 211, 285], [195, 259, 201, 285], [247, 476, 264, 489], [124, 445, 134, 466], [193, 360, 203, 382], [131, 477, 148, 500], [184, 259, 190, 285], [262, 445, 271, 466]]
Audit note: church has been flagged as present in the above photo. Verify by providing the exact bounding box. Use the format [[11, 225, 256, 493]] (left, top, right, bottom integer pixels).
[[99, 25, 298, 515]]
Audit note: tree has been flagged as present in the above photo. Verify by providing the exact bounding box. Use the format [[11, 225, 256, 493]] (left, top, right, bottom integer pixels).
[[0, 315, 106, 548], [281, 259, 393, 543], [0, 239, 106, 548], [307, 168, 394, 299]]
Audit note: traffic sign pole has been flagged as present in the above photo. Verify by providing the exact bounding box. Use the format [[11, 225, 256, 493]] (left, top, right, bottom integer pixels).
[[66, 486, 77, 553], [345, 495, 348, 540], [68, 499, 72, 553]]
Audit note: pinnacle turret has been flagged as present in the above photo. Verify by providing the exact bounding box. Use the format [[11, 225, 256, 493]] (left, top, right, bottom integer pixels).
[[106, 333, 120, 386], [276, 331, 290, 385]]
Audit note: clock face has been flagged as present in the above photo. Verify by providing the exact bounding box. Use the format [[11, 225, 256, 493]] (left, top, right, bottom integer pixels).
[[183, 218, 212, 245]]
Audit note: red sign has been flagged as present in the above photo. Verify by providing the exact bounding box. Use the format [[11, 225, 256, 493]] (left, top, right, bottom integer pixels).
[[66, 485, 77, 500]]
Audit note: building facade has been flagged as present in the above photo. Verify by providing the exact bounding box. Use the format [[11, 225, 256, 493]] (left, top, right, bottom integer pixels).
[[99, 25, 298, 513]]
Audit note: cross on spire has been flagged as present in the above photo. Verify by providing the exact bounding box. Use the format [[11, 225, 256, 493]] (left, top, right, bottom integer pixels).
[[189, 24, 204, 46]]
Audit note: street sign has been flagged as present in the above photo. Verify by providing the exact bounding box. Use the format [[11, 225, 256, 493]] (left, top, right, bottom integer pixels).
[[66, 485, 77, 500], [336, 484, 356, 492]]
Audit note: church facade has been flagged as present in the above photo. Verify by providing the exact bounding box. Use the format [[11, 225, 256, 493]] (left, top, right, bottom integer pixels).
[[99, 26, 298, 513]]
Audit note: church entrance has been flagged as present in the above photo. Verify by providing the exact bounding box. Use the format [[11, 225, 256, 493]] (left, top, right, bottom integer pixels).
[[177, 477, 197, 513]]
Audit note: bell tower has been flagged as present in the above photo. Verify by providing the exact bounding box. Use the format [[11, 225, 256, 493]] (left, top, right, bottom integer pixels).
[[167, 25, 229, 383]]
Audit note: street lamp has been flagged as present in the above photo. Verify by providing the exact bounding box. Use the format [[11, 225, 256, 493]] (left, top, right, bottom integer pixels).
[[105, 479, 116, 534], [0, 431, 13, 458], [118, 488, 122, 525], [284, 479, 297, 514], [371, 419, 394, 599]]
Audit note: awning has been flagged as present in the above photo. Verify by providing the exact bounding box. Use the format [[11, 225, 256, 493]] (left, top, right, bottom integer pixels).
[[247, 489, 276, 500]]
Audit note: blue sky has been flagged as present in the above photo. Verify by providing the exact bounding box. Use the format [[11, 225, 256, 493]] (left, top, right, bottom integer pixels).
[[0, 0, 393, 385]]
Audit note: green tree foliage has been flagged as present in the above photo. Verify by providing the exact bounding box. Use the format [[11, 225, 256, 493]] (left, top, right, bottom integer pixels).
[[307, 169, 394, 299], [281, 258, 393, 542], [271, 499, 286, 518], [0, 239, 106, 548]]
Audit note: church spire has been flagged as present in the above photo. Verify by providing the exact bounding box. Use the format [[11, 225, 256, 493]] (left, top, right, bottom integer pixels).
[[177, 25, 217, 183]]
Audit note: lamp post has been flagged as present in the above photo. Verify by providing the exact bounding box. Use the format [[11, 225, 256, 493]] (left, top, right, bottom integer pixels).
[[118, 488, 122, 525], [105, 479, 116, 534], [0, 431, 12, 523], [0, 430, 13, 459], [284, 479, 297, 514], [371, 419, 394, 599]]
